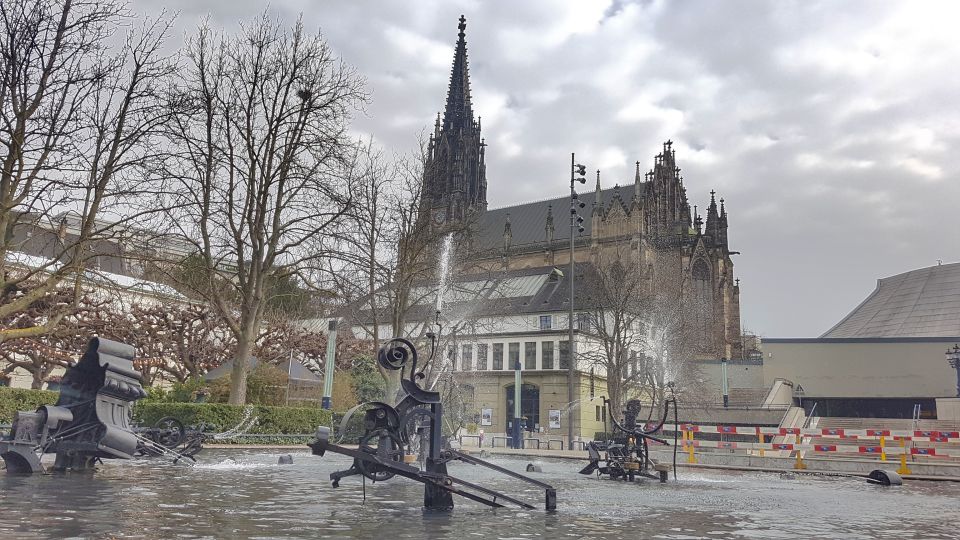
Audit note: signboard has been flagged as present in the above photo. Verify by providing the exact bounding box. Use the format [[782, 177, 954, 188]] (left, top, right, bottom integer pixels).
[[481, 408, 493, 426], [549, 409, 561, 429]]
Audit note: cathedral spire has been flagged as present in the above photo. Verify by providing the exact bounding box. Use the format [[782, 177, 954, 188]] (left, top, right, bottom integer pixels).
[[634, 161, 642, 199], [593, 169, 602, 215], [421, 15, 487, 223], [443, 15, 473, 132]]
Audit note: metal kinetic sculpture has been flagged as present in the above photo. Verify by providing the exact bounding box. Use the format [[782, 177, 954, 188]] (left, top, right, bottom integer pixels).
[[0, 337, 147, 474], [579, 387, 678, 483], [309, 337, 557, 511], [133, 417, 206, 463]]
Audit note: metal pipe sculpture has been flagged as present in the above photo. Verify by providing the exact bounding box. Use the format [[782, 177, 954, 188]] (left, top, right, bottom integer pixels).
[[133, 417, 206, 463], [579, 387, 678, 483], [0, 337, 147, 474], [309, 337, 557, 511]]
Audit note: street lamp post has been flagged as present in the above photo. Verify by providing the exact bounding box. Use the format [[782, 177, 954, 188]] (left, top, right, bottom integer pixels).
[[947, 344, 960, 398], [568, 153, 587, 450]]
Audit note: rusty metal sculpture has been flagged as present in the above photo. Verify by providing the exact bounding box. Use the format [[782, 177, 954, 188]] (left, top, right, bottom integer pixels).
[[579, 388, 678, 483], [310, 337, 557, 511], [1, 337, 147, 474]]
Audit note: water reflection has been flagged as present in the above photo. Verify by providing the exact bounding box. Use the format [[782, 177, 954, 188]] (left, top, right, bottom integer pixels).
[[0, 450, 957, 539]]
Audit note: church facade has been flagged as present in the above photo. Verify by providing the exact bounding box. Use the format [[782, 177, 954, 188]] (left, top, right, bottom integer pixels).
[[421, 16, 744, 362]]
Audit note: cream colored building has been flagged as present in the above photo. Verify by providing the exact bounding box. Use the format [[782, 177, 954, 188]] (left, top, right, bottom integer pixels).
[[764, 262, 960, 418]]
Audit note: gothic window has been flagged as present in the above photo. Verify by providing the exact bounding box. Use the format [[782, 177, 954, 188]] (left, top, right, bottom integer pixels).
[[692, 258, 713, 349]]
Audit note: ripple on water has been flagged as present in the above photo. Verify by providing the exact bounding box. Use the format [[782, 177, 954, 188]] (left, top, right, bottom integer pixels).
[[0, 451, 958, 539]]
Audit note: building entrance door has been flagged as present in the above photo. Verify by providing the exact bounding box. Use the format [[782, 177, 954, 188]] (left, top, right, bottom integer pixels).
[[506, 384, 540, 432]]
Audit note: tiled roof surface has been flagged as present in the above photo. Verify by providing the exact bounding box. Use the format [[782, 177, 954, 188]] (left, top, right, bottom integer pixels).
[[822, 262, 960, 338], [475, 185, 643, 252]]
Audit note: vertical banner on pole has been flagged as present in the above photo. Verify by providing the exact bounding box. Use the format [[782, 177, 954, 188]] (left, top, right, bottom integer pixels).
[[721, 357, 729, 408], [513, 360, 522, 449], [322, 320, 338, 410]]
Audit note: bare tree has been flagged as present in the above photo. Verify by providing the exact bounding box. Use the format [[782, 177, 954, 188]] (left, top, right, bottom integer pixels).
[[159, 13, 365, 404], [578, 250, 654, 417], [580, 248, 707, 417], [0, 0, 174, 342]]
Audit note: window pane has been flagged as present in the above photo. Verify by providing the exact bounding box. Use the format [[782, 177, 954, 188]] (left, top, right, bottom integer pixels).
[[541, 341, 554, 370], [477, 344, 488, 370], [508, 342, 520, 370], [539, 315, 552, 330], [447, 345, 456, 371], [493, 343, 504, 370], [461, 344, 473, 371], [559, 340, 570, 369], [524, 342, 536, 370]]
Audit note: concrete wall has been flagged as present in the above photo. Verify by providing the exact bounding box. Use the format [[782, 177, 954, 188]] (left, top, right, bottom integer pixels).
[[763, 338, 960, 399], [694, 360, 764, 394]]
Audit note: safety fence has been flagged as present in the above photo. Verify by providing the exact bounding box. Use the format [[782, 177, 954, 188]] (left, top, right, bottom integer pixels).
[[667, 423, 960, 473]]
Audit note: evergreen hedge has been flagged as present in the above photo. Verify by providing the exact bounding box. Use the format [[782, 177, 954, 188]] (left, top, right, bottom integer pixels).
[[0, 387, 59, 423], [135, 403, 331, 435], [0, 388, 332, 437]]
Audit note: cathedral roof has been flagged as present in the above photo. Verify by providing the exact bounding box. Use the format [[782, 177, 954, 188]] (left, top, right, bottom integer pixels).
[[474, 186, 644, 253], [821, 261, 960, 338]]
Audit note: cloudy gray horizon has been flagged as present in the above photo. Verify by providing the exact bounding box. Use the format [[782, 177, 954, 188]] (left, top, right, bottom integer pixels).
[[135, 0, 960, 339]]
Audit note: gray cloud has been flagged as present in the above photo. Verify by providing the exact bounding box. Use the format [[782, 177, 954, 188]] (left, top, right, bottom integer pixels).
[[131, 0, 960, 337]]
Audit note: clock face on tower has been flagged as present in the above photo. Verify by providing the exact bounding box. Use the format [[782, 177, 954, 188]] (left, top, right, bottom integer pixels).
[[432, 209, 446, 225]]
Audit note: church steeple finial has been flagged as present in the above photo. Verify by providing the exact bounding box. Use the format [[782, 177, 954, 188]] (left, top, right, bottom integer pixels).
[[443, 15, 473, 131]]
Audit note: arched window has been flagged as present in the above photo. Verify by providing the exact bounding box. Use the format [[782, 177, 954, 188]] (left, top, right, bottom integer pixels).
[[692, 259, 713, 348]]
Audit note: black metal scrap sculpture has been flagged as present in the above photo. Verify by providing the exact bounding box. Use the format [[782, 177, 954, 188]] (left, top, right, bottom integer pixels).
[[310, 337, 557, 511], [579, 388, 678, 483], [0, 337, 147, 473], [133, 417, 206, 463]]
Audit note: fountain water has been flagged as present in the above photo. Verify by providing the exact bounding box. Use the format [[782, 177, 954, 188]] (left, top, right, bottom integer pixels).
[[435, 232, 454, 314]]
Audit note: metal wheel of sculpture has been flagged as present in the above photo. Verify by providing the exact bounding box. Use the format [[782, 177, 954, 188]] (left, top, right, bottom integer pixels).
[[154, 417, 186, 448], [357, 428, 404, 482]]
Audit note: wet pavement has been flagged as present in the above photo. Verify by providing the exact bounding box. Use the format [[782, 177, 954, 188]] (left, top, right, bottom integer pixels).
[[0, 449, 957, 539]]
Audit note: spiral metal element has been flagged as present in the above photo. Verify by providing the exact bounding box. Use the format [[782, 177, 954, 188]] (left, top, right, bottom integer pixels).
[[377, 338, 417, 372]]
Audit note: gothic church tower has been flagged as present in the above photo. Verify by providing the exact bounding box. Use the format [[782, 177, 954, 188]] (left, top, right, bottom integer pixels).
[[423, 16, 488, 227]]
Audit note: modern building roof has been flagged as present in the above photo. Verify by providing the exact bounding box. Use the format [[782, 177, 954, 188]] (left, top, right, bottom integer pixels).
[[821, 262, 960, 338], [475, 185, 642, 252]]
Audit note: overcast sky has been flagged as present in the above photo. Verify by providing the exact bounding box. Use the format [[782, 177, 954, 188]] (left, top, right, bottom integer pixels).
[[136, 0, 960, 338]]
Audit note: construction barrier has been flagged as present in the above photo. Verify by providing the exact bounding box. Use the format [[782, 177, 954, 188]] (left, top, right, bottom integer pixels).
[[674, 424, 960, 441], [670, 423, 960, 469]]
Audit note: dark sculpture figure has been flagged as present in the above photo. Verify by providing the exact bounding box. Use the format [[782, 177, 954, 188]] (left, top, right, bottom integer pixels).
[[0, 337, 147, 474], [310, 337, 557, 511], [133, 417, 206, 463], [580, 387, 678, 483]]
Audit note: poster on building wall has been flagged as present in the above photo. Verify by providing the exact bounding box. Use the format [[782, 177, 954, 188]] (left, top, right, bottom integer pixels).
[[481, 408, 493, 426], [549, 409, 561, 429]]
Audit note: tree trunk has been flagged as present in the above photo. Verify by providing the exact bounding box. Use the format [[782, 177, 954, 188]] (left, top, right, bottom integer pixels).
[[229, 333, 253, 404]]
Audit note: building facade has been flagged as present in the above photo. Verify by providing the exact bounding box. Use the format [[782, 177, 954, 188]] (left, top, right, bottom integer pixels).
[[422, 16, 744, 362]]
